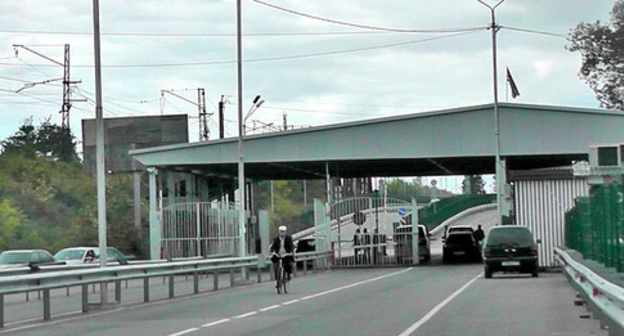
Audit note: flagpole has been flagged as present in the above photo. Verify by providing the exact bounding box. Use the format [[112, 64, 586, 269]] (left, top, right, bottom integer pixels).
[[505, 75, 509, 102]]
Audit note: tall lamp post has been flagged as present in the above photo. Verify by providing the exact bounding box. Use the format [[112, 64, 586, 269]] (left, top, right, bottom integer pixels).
[[477, 0, 505, 225], [92, 0, 108, 306]]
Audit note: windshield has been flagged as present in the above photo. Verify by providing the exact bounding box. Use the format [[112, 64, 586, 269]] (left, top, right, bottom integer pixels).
[[486, 227, 534, 247], [446, 234, 474, 244], [54, 250, 85, 260], [0, 252, 30, 264]]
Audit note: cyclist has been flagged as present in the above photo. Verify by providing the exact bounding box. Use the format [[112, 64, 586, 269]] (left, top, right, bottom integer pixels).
[[270, 225, 294, 284]]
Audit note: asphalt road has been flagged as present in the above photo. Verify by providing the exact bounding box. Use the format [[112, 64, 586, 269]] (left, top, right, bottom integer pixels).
[[1, 210, 607, 335], [1, 262, 605, 336]]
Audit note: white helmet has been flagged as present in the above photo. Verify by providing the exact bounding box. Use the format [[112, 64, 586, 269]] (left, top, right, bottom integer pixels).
[[278, 225, 287, 232]]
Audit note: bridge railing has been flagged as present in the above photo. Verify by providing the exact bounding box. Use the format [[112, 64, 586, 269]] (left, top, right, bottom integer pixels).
[[0, 251, 332, 328], [555, 247, 624, 335]]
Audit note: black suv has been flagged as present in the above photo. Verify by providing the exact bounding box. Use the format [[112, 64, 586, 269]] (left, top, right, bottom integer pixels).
[[482, 226, 538, 278]]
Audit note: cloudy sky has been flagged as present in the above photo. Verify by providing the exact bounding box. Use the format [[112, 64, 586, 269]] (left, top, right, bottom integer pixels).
[[0, 0, 615, 149]]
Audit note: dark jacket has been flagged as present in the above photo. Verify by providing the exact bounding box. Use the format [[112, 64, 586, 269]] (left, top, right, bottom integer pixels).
[[270, 235, 295, 254]]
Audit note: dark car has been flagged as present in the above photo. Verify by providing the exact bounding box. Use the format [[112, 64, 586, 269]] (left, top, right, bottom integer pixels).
[[482, 226, 539, 278], [443, 232, 481, 264], [295, 238, 316, 254], [295, 238, 316, 268], [0, 249, 56, 270]]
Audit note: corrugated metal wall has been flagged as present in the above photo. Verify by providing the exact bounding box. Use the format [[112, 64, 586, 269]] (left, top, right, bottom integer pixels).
[[515, 179, 588, 267]]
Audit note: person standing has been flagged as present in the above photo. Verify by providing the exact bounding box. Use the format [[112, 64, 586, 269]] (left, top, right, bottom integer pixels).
[[474, 225, 485, 243]]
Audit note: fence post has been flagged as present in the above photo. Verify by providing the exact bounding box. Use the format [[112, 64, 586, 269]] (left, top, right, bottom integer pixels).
[[193, 271, 199, 294], [82, 284, 89, 313], [0, 294, 4, 328], [115, 281, 121, 303], [143, 278, 150, 302], [43, 289, 51, 320], [168, 275, 175, 299]]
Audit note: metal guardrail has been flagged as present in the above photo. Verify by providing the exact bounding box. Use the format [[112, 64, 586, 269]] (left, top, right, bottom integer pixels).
[[554, 247, 624, 335], [0, 259, 170, 278], [0, 251, 333, 328]]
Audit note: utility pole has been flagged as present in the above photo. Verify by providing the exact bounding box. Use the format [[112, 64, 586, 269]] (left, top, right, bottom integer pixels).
[[477, 0, 505, 225], [283, 112, 287, 131], [219, 95, 226, 139], [92, 0, 108, 306], [13, 43, 82, 132], [197, 88, 209, 141], [161, 89, 210, 141]]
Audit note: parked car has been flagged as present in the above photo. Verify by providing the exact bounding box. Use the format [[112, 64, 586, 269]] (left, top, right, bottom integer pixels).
[[482, 226, 539, 278], [0, 249, 56, 269], [54, 247, 134, 265], [394, 225, 431, 264], [442, 232, 481, 264], [295, 238, 316, 254], [295, 238, 316, 268]]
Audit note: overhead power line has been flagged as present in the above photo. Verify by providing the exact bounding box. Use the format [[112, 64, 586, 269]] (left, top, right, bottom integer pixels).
[[0, 31, 479, 69], [253, 0, 487, 34], [0, 29, 393, 37], [502, 26, 567, 39]]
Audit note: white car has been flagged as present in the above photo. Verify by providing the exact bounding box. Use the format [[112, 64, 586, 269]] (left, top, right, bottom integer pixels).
[[54, 247, 132, 265]]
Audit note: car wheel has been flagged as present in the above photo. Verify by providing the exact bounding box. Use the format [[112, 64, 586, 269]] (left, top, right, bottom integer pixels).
[[532, 266, 539, 277]]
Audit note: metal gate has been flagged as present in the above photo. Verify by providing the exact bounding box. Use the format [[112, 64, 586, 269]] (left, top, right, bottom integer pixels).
[[311, 197, 419, 267], [161, 202, 240, 259]]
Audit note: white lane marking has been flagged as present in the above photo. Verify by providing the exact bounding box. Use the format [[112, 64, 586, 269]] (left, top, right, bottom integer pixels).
[[0, 306, 129, 335], [281, 299, 299, 306], [201, 318, 230, 328], [259, 305, 281, 312], [233, 311, 258, 319], [397, 273, 482, 336], [168, 328, 199, 336]]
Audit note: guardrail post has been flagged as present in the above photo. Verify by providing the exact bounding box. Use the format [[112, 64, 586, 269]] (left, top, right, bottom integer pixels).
[[43, 289, 51, 321], [230, 268, 235, 288], [0, 294, 4, 328], [293, 263, 298, 278], [213, 271, 219, 291], [67, 287, 70, 297], [303, 259, 308, 275], [143, 278, 150, 302], [244, 266, 250, 280], [82, 284, 89, 313], [115, 281, 121, 303], [193, 272, 199, 294], [168, 275, 175, 298], [269, 263, 275, 281], [257, 264, 262, 283]]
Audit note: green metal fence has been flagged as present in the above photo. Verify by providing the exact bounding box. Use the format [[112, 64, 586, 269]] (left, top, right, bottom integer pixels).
[[565, 183, 624, 272]]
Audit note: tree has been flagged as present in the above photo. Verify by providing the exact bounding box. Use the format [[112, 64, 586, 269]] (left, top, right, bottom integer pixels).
[[1, 117, 79, 164], [462, 175, 485, 194], [567, 0, 624, 110]]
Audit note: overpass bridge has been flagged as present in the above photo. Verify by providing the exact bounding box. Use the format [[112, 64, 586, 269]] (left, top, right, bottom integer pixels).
[[130, 102, 624, 268]]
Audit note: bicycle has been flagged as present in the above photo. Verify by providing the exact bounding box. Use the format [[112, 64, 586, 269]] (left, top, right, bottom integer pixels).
[[273, 253, 292, 294]]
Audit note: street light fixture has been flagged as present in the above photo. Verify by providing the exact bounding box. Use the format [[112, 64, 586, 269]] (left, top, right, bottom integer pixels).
[[477, 0, 505, 225]]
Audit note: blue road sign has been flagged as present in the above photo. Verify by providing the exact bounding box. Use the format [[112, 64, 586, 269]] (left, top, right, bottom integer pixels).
[[398, 208, 407, 217]]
